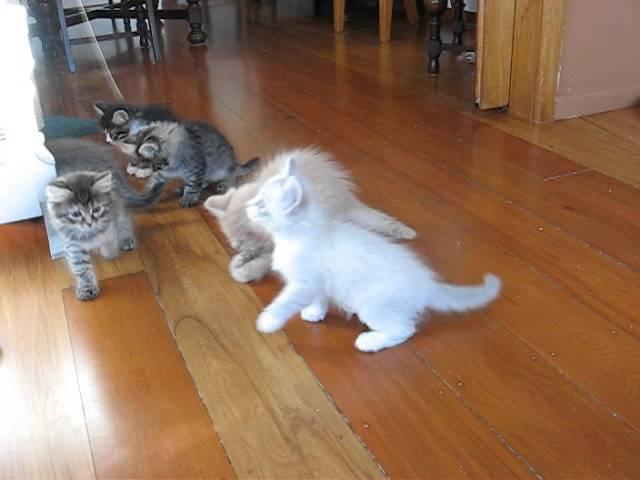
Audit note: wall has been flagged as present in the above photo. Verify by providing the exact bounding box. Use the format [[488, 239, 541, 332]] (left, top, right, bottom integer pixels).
[[555, 0, 640, 119]]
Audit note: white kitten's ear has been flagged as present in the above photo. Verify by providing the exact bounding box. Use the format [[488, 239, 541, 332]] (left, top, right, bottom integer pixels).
[[92, 172, 113, 194], [112, 109, 130, 125], [204, 189, 236, 217], [46, 181, 72, 202], [281, 155, 298, 178], [138, 141, 159, 159], [93, 101, 107, 116], [279, 176, 303, 213]]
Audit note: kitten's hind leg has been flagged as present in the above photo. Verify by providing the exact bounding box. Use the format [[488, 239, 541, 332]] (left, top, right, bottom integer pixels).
[[348, 203, 416, 240], [301, 296, 329, 322], [355, 327, 415, 352], [99, 233, 120, 260], [65, 244, 100, 301], [355, 304, 416, 352], [116, 211, 137, 251]]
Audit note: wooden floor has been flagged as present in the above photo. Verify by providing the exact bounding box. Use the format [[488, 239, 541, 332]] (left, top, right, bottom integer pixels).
[[2, 0, 640, 478]]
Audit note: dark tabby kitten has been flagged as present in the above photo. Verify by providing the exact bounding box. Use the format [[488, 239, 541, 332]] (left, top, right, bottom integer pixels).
[[45, 139, 164, 301], [126, 120, 261, 208], [93, 101, 178, 178]]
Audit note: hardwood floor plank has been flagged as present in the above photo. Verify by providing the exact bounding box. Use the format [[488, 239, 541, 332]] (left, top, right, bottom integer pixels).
[[483, 109, 640, 188], [0, 220, 95, 480], [54, 250, 145, 289], [62, 272, 235, 479], [134, 203, 384, 479], [410, 320, 640, 478]]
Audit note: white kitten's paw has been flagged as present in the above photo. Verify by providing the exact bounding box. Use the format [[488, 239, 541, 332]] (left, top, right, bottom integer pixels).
[[135, 167, 153, 178], [256, 311, 287, 333], [126, 163, 139, 176], [301, 304, 326, 322], [355, 331, 409, 353]]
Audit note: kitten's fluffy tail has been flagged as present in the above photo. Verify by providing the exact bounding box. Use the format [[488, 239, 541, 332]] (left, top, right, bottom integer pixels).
[[427, 274, 501, 313], [235, 157, 261, 178], [119, 180, 165, 209]]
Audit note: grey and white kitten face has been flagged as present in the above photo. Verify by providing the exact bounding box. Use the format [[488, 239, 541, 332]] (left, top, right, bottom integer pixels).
[[121, 124, 175, 171], [46, 171, 115, 238]]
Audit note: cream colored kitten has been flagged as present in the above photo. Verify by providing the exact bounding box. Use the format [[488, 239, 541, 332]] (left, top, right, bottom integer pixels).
[[204, 147, 416, 283]]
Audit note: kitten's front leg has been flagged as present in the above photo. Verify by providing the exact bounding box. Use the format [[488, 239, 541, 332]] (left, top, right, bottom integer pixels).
[[257, 284, 316, 333], [65, 244, 100, 301], [301, 295, 329, 322], [229, 251, 272, 283], [180, 174, 204, 208]]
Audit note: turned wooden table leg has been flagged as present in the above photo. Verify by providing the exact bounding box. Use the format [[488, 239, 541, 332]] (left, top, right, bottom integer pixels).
[[186, 0, 207, 44], [425, 0, 446, 74], [136, 2, 150, 48], [452, 0, 464, 45]]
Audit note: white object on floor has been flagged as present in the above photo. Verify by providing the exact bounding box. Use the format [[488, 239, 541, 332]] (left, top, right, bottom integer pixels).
[[0, 4, 57, 225]]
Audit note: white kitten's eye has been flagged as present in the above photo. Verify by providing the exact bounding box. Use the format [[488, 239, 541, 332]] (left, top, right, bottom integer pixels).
[[91, 205, 103, 216], [69, 210, 82, 220]]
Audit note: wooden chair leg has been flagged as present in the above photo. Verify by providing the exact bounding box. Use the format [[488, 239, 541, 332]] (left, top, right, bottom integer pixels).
[[55, 0, 76, 72], [426, 0, 446, 73], [379, 0, 392, 42], [403, 0, 418, 25], [144, 0, 162, 62], [452, 0, 464, 45], [333, 0, 345, 33]]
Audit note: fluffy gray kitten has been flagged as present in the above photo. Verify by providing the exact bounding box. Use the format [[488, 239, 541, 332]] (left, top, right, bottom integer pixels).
[[93, 101, 179, 178], [204, 147, 416, 283], [45, 138, 163, 300], [123, 121, 260, 208]]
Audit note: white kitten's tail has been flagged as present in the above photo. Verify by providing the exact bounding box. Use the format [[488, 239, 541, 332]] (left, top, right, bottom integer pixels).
[[427, 274, 501, 313], [348, 204, 417, 240]]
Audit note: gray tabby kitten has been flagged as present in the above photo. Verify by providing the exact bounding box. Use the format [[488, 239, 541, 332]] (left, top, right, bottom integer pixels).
[[93, 101, 179, 178], [125, 121, 260, 208], [45, 139, 164, 301]]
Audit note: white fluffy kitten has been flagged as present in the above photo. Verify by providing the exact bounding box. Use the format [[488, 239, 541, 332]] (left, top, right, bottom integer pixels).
[[204, 147, 416, 283], [246, 156, 501, 352]]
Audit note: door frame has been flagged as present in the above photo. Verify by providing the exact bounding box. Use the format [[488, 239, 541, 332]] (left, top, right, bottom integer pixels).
[[475, 0, 567, 123]]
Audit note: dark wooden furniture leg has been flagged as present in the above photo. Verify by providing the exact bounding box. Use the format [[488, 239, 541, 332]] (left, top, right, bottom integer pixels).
[[425, 0, 447, 74], [145, 0, 162, 62], [186, 0, 207, 44], [55, 0, 76, 72], [122, 0, 133, 31], [135, 1, 149, 48], [452, 0, 464, 45]]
